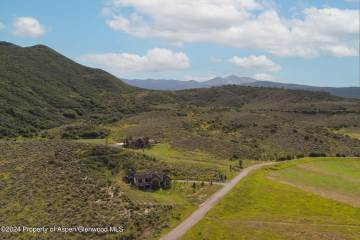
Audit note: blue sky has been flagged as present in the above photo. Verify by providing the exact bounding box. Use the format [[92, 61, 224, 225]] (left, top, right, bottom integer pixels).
[[0, 0, 359, 87]]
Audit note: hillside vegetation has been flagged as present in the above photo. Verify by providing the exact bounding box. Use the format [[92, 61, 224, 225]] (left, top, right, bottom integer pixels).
[[1, 42, 360, 160], [0, 140, 224, 239], [0, 41, 138, 137]]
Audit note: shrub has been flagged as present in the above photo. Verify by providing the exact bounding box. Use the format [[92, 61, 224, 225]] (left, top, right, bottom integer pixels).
[[309, 152, 327, 157], [61, 124, 110, 139]]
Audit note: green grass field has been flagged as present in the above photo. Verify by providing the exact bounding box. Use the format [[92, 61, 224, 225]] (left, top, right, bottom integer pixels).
[[269, 158, 360, 207], [182, 157, 360, 240]]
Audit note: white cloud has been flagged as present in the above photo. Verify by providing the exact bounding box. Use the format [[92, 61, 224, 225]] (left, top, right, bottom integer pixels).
[[253, 73, 274, 81], [81, 48, 190, 73], [11, 17, 46, 38], [229, 55, 281, 72], [104, 1, 359, 57], [0, 22, 5, 30], [321, 45, 359, 57]]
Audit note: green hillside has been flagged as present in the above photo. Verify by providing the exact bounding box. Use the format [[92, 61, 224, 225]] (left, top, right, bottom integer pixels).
[[1, 41, 360, 159], [0, 41, 139, 137]]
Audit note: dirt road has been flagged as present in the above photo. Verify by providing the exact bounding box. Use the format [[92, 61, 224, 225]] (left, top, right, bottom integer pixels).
[[172, 180, 226, 186], [160, 162, 276, 240]]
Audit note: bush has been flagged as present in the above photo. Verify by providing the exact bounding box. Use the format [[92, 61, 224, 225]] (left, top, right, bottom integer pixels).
[[62, 109, 77, 119], [61, 124, 110, 139], [309, 152, 327, 157]]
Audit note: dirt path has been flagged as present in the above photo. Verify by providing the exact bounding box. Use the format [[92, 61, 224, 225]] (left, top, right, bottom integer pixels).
[[160, 162, 276, 240], [268, 176, 360, 208], [172, 180, 226, 186]]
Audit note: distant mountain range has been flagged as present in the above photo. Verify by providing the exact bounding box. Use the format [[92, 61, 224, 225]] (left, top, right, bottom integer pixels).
[[125, 76, 360, 99]]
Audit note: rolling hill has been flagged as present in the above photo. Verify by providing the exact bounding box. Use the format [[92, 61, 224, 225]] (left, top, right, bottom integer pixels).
[[124, 75, 257, 91], [1, 42, 360, 160], [125, 76, 360, 99]]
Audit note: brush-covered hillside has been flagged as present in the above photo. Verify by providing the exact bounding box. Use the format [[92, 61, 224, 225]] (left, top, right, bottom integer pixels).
[[0, 140, 178, 239], [120, 86, 360, 159], [0, 41, 140, 137], [1, 42, 360, 159]]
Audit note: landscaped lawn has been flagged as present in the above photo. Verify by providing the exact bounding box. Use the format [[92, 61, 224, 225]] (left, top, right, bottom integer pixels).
[[182, 157, 360, 240]]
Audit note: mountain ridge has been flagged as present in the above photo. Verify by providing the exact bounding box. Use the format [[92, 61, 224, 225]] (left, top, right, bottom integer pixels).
[[1, 41, 359, 143], [124, 76, 360, 99]]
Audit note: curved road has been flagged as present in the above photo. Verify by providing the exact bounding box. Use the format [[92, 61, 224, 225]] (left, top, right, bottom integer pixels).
[[160, 162, 276, 240]]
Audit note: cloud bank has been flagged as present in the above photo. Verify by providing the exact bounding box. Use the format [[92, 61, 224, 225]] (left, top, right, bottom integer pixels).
[[81, 48, 190, 73], [104, 0, 359, 57]]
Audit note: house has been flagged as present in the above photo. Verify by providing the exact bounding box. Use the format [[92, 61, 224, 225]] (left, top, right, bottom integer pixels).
[[123, 172, 171, 189], [123, 137, 156, 149]]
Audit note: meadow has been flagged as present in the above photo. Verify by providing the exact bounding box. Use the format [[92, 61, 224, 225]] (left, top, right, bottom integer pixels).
[[269, 157, 360, 207], [182, 157, 360, 240]]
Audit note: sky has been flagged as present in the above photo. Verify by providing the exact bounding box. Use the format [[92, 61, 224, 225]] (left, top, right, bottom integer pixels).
[[0, 0, 359, 87]]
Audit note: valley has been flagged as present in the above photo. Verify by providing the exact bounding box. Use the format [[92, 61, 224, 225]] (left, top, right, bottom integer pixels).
[[0, 42, 359, 240]]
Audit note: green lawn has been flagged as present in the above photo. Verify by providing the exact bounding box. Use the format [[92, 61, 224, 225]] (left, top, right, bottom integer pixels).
[[182, 158, 360, 240]]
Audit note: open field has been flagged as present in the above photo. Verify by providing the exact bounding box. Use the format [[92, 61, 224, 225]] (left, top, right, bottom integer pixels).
[[182, 158, 360, 240], [269, 157, 360, 207]]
